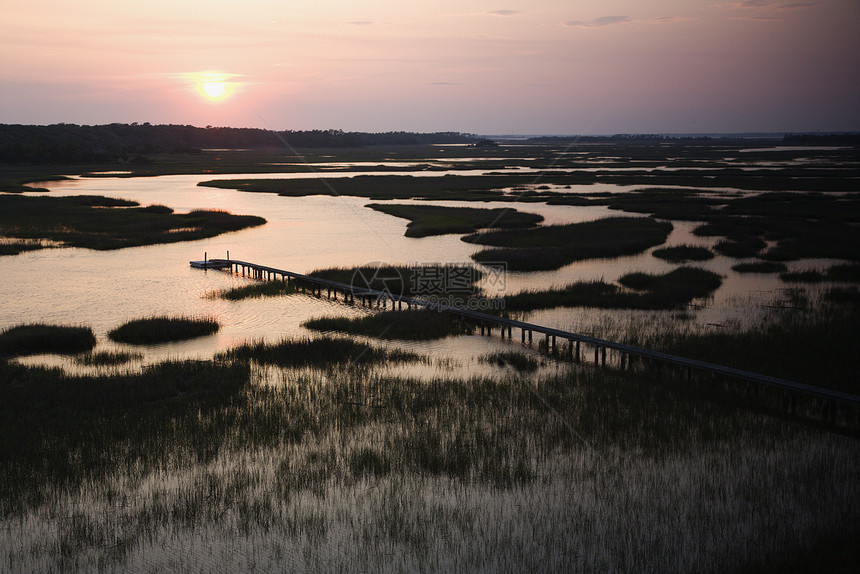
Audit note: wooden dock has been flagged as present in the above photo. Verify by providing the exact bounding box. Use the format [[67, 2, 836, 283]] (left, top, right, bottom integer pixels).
[[193, 258, 860, 429], [190, 260, 232, 270], [190, 252, 233, 269]]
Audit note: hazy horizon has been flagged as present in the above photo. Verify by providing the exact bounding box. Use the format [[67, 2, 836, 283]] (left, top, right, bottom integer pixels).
[[3, 1, 859, 135], [4, 123, 856, 140]]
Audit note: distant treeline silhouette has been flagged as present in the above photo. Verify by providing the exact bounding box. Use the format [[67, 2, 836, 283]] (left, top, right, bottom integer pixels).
[[524, 133, 860, 144], [781, 133, 860, 146], [0, 123, 478, 164]]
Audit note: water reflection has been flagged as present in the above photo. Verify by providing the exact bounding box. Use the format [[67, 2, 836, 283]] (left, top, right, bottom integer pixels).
[[2, 170, 794, 370]]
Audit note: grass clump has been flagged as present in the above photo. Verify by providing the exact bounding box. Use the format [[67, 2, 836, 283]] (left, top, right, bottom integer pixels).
[[198, 173, 582, 201], [366, 203, 543, 237], [309, 264, 482, 297], [826, 264, 860, 283], [780, 265, 860, 284], [696, 213, 860, 262], [732, 261, 788, 274], [780, 270, 827, 283], [826, 286, 860, 303], [0, 324, 96, 357], [481, 351, 540, 372], [652, 244, 714, 263], [303, 309, 467, 340], [601, 188, 722, 221], [108, 316, 219, 345], [349, 448, 392, 478], [0, 359, 249, 512], [216, 280, 298, 300], [0, 194, 266, 251], [465, 217, 673, 271], [655, 299, 860, 394], [75, 350, 143, 366], [0, 241, 45, 256], [469, 247, 573, 272], [619, 266, 723, 299], [220, 336, 420, 367], [505, 267, 722, 311], [713, 236, 767, 258]]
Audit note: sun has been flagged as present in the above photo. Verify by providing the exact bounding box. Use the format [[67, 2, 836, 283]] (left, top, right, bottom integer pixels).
[[190, 71, 240, 103], [201, 81, 228, 100]]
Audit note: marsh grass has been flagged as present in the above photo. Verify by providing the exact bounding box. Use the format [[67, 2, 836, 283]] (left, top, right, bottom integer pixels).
[[636, 296, 860, 394], [713, 236, 767, 258], [780, 270, 827, 283], [481, 351, 540, 372], [0, 359, 249, 515], [199, 173, 582, 201], [0, 194, 266, 251], [697, 216, 860, 262], [309, 264, 482, 297], [365, 203, 543, 237], [4, 141, 860, 571], [215, 280, 299, 300], [108, 316, 219, 345], [600, 188, 722, 220], [619, 266, 723, 299], [303, 309, 468, 340], [0, 241, 45, 256], [732, 261, 788, 274], [652, 244, 714, 263], [504, 267, 722, 311], [0, 324, 96, 357], [2, 355, 857, 573], [219, 336, 421, 367], [75, 350, 143, 366], [828, 263, 860, 282], [780, 264, 860, 284], [826, 286, 860, 303], [470, 246, 574, 272], [465, 217, 673, 271]]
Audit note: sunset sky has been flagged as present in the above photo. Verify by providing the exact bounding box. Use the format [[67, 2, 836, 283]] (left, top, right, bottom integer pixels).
[[2, 0, 858, 135]]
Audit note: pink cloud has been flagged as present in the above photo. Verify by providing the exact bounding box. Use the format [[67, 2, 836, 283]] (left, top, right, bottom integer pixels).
[[646, 16, 696, 24], [721, 1, 818, 10], [564, 16, 630, 28]]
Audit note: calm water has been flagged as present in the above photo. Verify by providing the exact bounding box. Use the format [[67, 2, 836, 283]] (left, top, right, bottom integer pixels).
[[3, 169, 806, 370]]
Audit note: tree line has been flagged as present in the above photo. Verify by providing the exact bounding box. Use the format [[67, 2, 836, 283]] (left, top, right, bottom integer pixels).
[[0, 123, 478, 164]]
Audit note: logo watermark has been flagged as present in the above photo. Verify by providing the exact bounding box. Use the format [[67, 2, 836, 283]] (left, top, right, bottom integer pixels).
[[348, 261, 507, 310]]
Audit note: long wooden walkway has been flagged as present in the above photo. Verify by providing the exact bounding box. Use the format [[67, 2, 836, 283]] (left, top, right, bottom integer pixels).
[[194, 258, 860, 427]]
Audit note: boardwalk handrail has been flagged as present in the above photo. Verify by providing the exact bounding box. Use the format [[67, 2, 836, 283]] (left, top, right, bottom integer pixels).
[[198, 259, 860, 408]]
